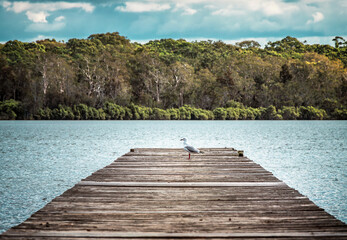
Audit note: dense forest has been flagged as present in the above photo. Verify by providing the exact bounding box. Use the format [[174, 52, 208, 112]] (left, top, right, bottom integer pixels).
[[0, 33, 346, 120]]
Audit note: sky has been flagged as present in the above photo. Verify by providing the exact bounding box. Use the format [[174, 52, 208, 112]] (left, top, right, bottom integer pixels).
[[0, 0, 346, 46]]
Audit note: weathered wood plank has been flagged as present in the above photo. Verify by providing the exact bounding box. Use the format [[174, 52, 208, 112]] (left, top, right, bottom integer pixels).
[[77, 181, 286, 187], [3, 231, 347, 238], [1, 147, 346, 239], [84, 176, 280, 182]]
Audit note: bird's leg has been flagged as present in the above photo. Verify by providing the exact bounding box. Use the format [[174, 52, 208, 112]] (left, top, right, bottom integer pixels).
[[188, 153, 190, 159]]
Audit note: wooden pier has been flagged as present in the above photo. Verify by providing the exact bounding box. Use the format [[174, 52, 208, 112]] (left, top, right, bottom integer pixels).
[[1, 148, 347, 239]]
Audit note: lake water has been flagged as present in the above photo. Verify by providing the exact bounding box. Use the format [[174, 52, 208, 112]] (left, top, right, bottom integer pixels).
[[0, 120, 346, 232]]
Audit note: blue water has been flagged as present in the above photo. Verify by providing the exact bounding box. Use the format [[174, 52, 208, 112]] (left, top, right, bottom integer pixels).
[[0, 120, 346, 232]]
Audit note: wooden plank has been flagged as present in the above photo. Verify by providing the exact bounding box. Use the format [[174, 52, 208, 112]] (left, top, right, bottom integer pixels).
[[84, 176, 280, 183], [3, 231, 347, 238], [1, 147, 346, 239], [77, 181, 286, 187]]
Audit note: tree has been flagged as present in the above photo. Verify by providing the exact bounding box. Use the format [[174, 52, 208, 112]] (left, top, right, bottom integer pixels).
[[166, 62, 194, 107], [35, 52, 75, 108], [332, 36, 346, 48], [0, 34, 346, 120], [236, 40, 261, 49], [265, 36, 306, 54], [192, 68, 220, 109]]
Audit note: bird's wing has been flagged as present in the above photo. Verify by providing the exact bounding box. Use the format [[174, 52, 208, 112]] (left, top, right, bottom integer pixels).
[[184, 145, 200, 153]]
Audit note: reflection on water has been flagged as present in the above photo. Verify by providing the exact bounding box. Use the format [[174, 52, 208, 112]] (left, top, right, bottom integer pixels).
[[0, 120, 346, 232]]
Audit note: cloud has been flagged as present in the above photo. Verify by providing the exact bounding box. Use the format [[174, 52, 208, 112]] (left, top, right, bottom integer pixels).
[[181, 7, 197, 15], [1, 0, 346, 46], [26, 11, 49, 23], [116, 2, 171, 12], [3, 1, 94, 13], [312, 11, 324, 22], [114, 0, 344, 42], [2, 1, 11, 8], [212, 5, 235, 16], [210, 0, 299, 17], [204, 4, 217, 10], [262, 2, 283, 16], [173, 3, 197, 15], [307, 11, 324, 24], [32, 35, 53, 41], [2, 1, 94, 23], [54, 16, 65, 22]]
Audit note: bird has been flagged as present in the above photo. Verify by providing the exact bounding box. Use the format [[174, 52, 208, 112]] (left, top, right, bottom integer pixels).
[[180, 138, 201, 159]]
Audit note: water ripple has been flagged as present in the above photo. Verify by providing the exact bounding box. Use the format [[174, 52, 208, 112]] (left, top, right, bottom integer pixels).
[[0, 120, 346, 232]]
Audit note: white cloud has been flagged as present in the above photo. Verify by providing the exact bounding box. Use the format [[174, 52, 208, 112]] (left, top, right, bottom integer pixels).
[[5, 1, 31, 13], [313, 12, 324, 22], [2, 1, 11, 8], [262, 2, 283, 16], [2, 1, 94, 23], [307, 11, 324, 24], [116, 2, 171, 12], [182, 7, 197, 15], [204, 4, 217, 10], [212, 8, 230, 16], [208, 0, 299, 17], [312, 12, 324, 23], [54, 16, 65, 22], [26, 11, 49, 23], [32, 35, 53, 41], [4, 1, 94, 13], [173, 3, 197, 15], [212, 5, 234, 16]]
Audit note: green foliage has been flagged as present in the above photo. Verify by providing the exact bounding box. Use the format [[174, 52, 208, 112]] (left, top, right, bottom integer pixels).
[[179, 106, 191, 120], [0, 33, 346, 120], [225, 100, 244, 108], [321, 98, 340, 116], [0, 99, 22, 120], [124, 107, 133, 120], [236, 40, 261, 49], [250, 108, 261, 119], [152, 108, 170, 120], [103, 102, 126, 120], [51, 105, 74, 120], [75, 104, 90, 120], [1, 100, 344, 120], [167, 108, 180, 120], [98, 108, 106, 120], [213, 108, 227, 120], [332, 108, 347, 120], [261, 105, 281, 120], [226, 108, 240, 120], [265, 36, 306, 55], [299, 106, 327, 120], [281, 106, 300, 120]]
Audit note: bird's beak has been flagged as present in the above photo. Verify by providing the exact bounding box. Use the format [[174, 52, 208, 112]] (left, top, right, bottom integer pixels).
[[180, 138, 183, 141]]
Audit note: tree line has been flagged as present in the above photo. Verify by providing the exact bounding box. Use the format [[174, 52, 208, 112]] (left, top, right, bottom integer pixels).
[[0, 33, 346, 120], [1, 99, 345, 120]]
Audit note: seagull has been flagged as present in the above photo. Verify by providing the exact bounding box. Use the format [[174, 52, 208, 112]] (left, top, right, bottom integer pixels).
[[180, 138, 201, 159]]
